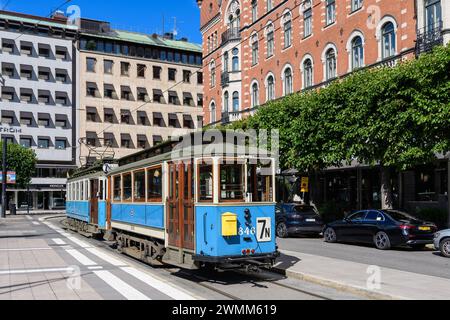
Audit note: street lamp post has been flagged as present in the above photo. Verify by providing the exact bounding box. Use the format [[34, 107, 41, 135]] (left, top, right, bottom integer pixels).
[[1, 138, 7, 218]]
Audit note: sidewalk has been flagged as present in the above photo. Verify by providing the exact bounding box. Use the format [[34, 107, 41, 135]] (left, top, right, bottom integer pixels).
[[273, 249, 450, 300]]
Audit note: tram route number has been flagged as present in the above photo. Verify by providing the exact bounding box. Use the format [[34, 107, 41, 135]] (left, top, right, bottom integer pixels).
[[238, 218, 272, 242]]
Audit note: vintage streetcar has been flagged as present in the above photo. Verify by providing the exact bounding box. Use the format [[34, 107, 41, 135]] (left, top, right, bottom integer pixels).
[[65, 131, 279, 271]]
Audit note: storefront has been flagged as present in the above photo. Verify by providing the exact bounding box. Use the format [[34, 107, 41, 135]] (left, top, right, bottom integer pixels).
[[6, 184, 67, 212]]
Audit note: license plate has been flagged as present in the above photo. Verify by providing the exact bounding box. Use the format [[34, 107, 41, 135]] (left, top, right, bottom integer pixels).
[[419, 226, 431, 231], [306, 219, 316, 222]]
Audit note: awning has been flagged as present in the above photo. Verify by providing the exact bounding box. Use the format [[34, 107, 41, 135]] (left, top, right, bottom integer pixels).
[[153, 89, 163, 95], [120, 133, 132, 140], [183, 92, 193, 98], [153, 135, 163, 143], [137, 87, 147, 93], [137, 134, 148, 141], [104, 83, 115, 90], [168, 91, 178, 97], [153, 112, 163, 119], [168, 113, 178, 120], [86, 82, 98, 88], [1, 110, 15, 117], [55, 114, 67, 121], [86, 106, 97, 114], [121, 85, 131, 92], [86, 131, 98, 138], [37, 112, 50, 119], [20, 111, 33, 118], [183, 114, 193, 121], [103, 132, 115, 139], [103, 108, 115, 115], [120, 109, 131, 115]]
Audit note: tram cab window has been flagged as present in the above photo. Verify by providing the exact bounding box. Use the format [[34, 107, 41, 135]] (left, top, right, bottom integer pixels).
[[133, 171, 146, 202], [113, 176, 121, 201], [147, 166, 162, 202], [123, 173, 132, 201], [220, 161, 245, 202], [247, 160, 274, 202], [198, 161, 213, 202]]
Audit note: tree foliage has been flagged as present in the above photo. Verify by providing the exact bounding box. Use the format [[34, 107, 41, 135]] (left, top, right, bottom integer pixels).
[[0, 142, 37, 188]]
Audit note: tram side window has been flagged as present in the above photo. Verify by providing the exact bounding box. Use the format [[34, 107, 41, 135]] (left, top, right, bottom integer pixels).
[[198, 162, 213, 202], [147, 166, 162, 202], [220, 162, 245, 201], [134, 171, 146, 202], [99, 180, 104, 201], [113, 176, 121, 201], [247, 161, 274, 202], [123, 173, 132, 201], [80, 181, 84, 201]]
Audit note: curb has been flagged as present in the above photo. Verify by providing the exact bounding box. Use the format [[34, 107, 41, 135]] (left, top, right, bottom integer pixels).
[[271, 266, 406, 300]]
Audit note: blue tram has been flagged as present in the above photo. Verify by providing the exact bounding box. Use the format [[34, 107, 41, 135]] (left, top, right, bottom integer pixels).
[[66, 132, 279, 270]]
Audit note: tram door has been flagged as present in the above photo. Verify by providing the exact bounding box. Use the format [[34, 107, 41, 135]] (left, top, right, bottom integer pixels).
[[90, 179, 99, 225], [167, 162, 194, 250]]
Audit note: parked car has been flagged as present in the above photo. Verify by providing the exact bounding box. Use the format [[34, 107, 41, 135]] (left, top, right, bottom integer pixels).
[[49, 198, 66, 210], [323, 209, 437, 250], [276, 204, 324, 238], [434, 229, 450, 258]]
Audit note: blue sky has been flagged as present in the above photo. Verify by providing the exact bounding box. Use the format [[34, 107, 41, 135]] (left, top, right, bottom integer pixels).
[[0, 0, 202, 43]]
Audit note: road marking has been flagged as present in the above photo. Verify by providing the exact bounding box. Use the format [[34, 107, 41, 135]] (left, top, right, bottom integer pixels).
[[121, 267, 196, 300], [32, 221, 40, 226], [65, 249, 97, 266], [43, 222, 92, 248], [93, 270, 150, 300], [52, 238, 67, 245], [0, 248, 53, 252], [88, 266, 103, 270], [0, 230, 37, 235], [25, 215, 33, 220], [0, 267, 74, 275], [86, 248, 127, 267]]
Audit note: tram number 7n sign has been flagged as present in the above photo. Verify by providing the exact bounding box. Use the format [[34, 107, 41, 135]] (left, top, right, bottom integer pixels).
[[257, 217, 272, 242]]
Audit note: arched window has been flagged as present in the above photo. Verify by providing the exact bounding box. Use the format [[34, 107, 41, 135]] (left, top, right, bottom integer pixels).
[[232, 91, 239, 112], [425, 0, 442, 32], [325, 48, 336, 80], [228, 1, 241, 30], [351, 36, 364, 70], [303, 0, 312, 38], [251, 82, 259, 107], [210, 102, 216, 123], [266, 24, 274, 57], [303, 58, 313, 88], [232, 48, 239, 71], [266, 75, 275, 101], [251, 33, 259, 65], [283, 12, 292, 48], [382, 22, 396, 59], [283, 67, 293, 96], [223, 91, 229, 112], [210, 61, 216, 87]]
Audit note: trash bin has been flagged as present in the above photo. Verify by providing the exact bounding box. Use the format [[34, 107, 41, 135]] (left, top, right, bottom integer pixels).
[[9, 203, 16, 216]]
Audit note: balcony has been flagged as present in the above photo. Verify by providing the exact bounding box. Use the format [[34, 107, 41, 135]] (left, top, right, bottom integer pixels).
[[221, 72, 230, 87], [221, 111, 241, 125], [221, 28, 241, 46], [416, 21, 443, 55]]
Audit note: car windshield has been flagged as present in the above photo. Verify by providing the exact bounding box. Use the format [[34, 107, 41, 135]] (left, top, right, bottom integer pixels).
[[383, 210, 419, 223]]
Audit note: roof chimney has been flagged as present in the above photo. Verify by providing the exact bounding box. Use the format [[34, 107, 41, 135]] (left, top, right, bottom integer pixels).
[[51, 10, 67, 22]]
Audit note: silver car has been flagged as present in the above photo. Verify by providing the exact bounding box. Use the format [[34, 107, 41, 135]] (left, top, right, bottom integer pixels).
[[434, 229, 450, 258]]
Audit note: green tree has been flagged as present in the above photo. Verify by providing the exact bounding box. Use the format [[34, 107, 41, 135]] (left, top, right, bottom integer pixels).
[[0, 142, 37, 188]]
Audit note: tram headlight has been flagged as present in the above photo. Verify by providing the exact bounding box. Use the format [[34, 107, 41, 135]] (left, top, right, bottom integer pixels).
[[244, 209, 251, 221]]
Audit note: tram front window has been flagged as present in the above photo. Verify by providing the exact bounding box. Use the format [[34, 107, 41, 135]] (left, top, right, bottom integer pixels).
[[247, 161, 274, 202], [123, 173, 132, 201], [198, 161, 213, 202], [220, 162, 245, 201], [147, 166, 162, 202]]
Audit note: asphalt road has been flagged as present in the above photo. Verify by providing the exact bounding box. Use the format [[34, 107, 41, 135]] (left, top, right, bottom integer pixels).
[[278, 236, 450, 279]]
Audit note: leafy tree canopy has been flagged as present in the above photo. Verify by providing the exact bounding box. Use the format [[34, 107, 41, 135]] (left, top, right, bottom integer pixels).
[[0, 142, 37, 188]]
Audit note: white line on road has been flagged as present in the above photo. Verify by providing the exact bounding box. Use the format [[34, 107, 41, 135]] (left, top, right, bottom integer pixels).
[[25, 215, 33, 220], [0, 248, 53, 252], [86, 248, 127, 267], [0, 267, 75, 275], [65, 249, 97, 266], [93, 270, 150, 300], [52, 238, 67, 245], [32, 221, 40, 226], [88, 266, 103, 270], [121, 267, 196, 300]]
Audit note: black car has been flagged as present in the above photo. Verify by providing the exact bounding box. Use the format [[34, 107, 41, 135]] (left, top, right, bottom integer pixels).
[[276, 204, 324, 238], [323, 209, 437, 250]]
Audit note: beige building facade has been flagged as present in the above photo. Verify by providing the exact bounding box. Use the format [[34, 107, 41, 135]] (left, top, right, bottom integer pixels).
[[78, 19, 204, 163]]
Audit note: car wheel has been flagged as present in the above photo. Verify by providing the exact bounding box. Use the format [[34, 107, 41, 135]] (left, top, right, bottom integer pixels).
[[374, 231, 391, 250], [440, 239, 450, 258], [276, 222, 289, 238], [323, 227, 337, 243]]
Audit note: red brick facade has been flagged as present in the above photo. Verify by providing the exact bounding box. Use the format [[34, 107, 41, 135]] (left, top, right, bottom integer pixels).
[[198, 0, 419, 125]]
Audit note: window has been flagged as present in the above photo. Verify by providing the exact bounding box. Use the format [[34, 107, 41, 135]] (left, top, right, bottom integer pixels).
[[382, 22, 396, 59], [2, 64, 14, 77], [121, 87, 132, 100], [104, 112, 114, 124], [232, 91, 239, 112], [20, 67, 32, 80], [147, 167, 162, 202], [2, 40, 14, 53], [210, 62, 216, 87], [251, 33, 259, 65], [348, 211, 367, 222], [210, 102, 216, 123], [122, 173, 132, 201], [247, 161, 274, 202], [38, 92, 50, 104], [266, 24, 274, 57], [168, 91, 179, 105], [55, 71, 67, 82], [20, 91, 32, 103], [55, 139, 67, 150], [252, 82, 259, 107], [325, 48, 337, 80], [38, 138, 50, 149], [55, 48, 67, 60], [267, 0, 273, 12], [38, 47, 50, 57], [153, 66, 161, 79], [86, 58, 96, 72], [168, 114, 178, 127], [138, 114, 147, 125], [121, 112, 131, 124], [351, 0, 363, 12], [104, 85, 116, 99], [304, 1, 312, 38], [20, 43, 32, 55], [197, 72, 203, 84], [55, 118, 67, 128], [303, 58, 313, 88], [121, 62, 130, 76], [113, 176, 121, 201], [232, 56, 239, 71], [55, 93, 67, 105], [183, 70, 191, 83], [220, 161, 244, 201], [86, 109, 97, 122], [121, 137, 132, 149], [133, 171, 146, 202], [1, 116, 13, 125], [223, 91, 229, 112], [198, 160, 213, 202], [38, 117, 49, 127], [20, 116, 32, 126], [2, 88, 14, 101], [137, 64, 146, 78], [169, 69, 179, 82], [351, 36, 364, 70], [283, 13, 292, 48], [283, 67, 293, 95], [223, 51, 229, 72], [267, 75, 275, 101], [20, 138, 31, 148], [104, 60, 113, 74], [425, 0, 442, 32], [326, 0, 336, 25], [251, 0, 258, 22], [197, 94, 204, 107]]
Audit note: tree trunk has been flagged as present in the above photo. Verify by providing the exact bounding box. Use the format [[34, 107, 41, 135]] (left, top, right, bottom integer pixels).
[[380, 166, 394, 210]]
